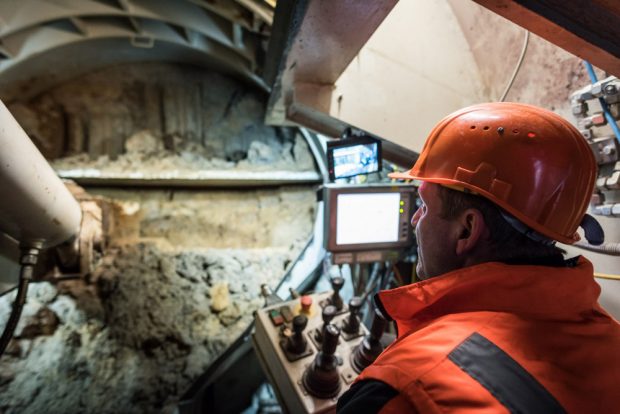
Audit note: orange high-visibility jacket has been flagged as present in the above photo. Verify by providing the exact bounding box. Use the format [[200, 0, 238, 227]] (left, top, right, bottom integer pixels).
[[357, 257, 620, 413]]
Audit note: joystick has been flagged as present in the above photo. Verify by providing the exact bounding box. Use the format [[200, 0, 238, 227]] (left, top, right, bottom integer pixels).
[[351, 311, 388, 373], [287, 314, 308, 354], [342, 296, 363, 338], [254, 290, 371, 413], [329, 276, 344, 311], [302, 324, 342, 398], [314, 305, 337, 343]]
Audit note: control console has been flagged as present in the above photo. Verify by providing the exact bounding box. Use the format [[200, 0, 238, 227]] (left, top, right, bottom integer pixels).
[[253, 278, 385, 413]]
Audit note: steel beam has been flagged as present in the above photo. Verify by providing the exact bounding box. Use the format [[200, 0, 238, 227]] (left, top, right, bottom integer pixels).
[[473, 0, 620, 75]]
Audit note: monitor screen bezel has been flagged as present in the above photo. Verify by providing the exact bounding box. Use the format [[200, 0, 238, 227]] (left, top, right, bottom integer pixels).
[[323, 184, 416, 253], [326, 136, 382, 182]]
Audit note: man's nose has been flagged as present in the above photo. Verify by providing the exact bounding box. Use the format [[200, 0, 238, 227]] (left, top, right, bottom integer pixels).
[[411, 207, 422, 227]]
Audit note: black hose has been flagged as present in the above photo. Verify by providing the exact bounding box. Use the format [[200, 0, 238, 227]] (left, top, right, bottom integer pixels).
[[0, 247, 38, 358]]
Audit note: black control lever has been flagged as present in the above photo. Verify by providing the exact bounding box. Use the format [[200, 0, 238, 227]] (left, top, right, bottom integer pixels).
[[286, 314, 308, 354], [330, 276, 344, 311], [351, 311, 388, 373], [302, 324, 342, 398], [315, 304, 337, 343], [342, 296, 362, 335]]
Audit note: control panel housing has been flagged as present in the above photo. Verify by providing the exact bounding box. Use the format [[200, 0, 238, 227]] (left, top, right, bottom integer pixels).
[[253, 291, 368, 413]]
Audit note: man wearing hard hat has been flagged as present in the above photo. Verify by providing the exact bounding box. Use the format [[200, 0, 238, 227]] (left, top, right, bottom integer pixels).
[[338, 103, 620, 413]]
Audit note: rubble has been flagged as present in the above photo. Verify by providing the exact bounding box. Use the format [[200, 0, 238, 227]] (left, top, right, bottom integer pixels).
[[0, 63, 318, 413], [0, 241, 313, 413]]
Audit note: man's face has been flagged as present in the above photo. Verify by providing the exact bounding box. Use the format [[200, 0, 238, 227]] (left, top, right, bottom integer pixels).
[[411, 182, 460, 280]]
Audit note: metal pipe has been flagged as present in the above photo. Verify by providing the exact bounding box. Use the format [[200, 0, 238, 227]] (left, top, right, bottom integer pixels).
[[0, 99, 81, 248]]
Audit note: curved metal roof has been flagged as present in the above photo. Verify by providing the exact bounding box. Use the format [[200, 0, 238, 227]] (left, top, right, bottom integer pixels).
[[0, 0, 274, 100]]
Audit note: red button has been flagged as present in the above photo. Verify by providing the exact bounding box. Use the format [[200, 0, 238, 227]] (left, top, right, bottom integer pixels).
[[301, 295, 313, 312], [269, 309, 284, 326]]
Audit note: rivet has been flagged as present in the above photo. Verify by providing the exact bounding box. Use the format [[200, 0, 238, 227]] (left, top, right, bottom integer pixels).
[[497, 127, 504, 134]]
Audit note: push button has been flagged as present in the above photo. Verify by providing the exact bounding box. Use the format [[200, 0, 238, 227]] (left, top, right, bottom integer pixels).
[[280, 306, 293, 323], [269, 309, 284, 326]]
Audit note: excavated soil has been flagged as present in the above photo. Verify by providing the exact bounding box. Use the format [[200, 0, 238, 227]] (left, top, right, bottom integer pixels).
[[0, 187, 316, 414], [0, 63, 319, 413]]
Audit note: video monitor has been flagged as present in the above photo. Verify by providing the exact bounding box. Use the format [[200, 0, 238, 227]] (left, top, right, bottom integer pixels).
[[326, 135, 381, 181], [323, 184, 416, 253]]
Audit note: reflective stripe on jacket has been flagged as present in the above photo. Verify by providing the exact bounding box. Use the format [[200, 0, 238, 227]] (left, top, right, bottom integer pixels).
[[357, 257, 620, 413]]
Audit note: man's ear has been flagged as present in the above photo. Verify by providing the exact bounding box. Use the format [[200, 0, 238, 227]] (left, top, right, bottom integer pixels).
[[455, 208, 488, 256]]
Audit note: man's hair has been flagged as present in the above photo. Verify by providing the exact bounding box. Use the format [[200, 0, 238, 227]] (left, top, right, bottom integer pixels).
[[436, 185, 566, 263]]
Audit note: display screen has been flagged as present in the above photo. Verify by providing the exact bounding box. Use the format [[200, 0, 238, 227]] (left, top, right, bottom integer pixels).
[[331, 142, 379, 180], [335, 192, 401, 245], [327, 136, 381, 181], [323, 184, 415, 253]]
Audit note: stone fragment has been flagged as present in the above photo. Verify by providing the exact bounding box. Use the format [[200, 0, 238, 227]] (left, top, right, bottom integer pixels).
[[218, 302, 241, 326], [246, 141, 275, 164], [209, 282, 230, 312], [18, 307, 60, 339], [125, 130, 163, 153]]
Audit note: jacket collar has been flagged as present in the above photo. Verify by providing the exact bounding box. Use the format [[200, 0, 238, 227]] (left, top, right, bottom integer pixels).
[[376, 256, 601, 336]]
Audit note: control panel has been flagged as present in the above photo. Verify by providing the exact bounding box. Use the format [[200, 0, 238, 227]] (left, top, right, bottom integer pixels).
[[252, 277, 387, 413]]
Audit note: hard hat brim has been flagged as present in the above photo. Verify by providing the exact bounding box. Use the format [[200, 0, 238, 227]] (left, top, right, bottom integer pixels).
[[388, 169, 417, 181]]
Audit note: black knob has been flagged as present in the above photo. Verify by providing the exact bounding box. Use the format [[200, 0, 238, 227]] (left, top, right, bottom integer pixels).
[[330, 276, 344, 310], [315, 305, 337, 343], [349, 296, 363, 314], [287, 315, 308, 354], [322, 305, 337, 325], [292, 314, 308, 333], [343, 296, 362, 334], [322, 324, 340, 356]]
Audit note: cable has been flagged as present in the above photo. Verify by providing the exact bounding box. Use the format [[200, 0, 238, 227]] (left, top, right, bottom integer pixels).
[[499, 30, 530, 102], [0, 284, 17, 298], [360, 263, 383, 301], [594, 272, 620, 281], [583, 61, 620, 145], [573, 240, 620, 256], [392, 264, 404, 287], [0, 246, 40, 357]]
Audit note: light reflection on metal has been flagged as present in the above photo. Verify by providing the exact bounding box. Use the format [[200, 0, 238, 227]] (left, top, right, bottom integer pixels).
[[55, 168, 322, 187]]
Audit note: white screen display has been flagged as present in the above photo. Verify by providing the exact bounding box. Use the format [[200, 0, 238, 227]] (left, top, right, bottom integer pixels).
[[332, 142, 379, 179], [336, 193, 401, 245]]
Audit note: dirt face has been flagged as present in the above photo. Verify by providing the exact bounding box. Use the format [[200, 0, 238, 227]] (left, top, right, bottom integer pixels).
[[0, 242, 311, 413], [0, 63, 318, 413], [0, 188, 316, 414]]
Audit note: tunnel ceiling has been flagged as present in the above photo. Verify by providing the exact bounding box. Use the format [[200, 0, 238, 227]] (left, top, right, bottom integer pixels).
[[0, 0, 275, 101]]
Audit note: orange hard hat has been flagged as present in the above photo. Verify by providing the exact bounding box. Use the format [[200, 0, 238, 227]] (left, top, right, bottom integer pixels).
[[389, 102, 597, 244]]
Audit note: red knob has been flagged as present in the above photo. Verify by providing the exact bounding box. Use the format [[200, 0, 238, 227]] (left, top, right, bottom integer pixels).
[[301, 295, 313, 313]]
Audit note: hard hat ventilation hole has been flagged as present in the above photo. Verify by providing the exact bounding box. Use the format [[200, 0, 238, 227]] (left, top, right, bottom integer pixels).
[[470, 125, 476, 129], [512, 129, 519, 134], [527, 132, 536, 138], [483, 126, 490, 130]]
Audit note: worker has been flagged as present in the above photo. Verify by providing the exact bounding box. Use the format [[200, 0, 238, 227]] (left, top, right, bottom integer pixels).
[[337, 102, 620, 413]]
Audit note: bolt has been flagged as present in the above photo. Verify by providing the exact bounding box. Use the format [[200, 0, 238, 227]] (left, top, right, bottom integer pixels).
[[604, 84, 618, 95], [602, 145, 616, 156]]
